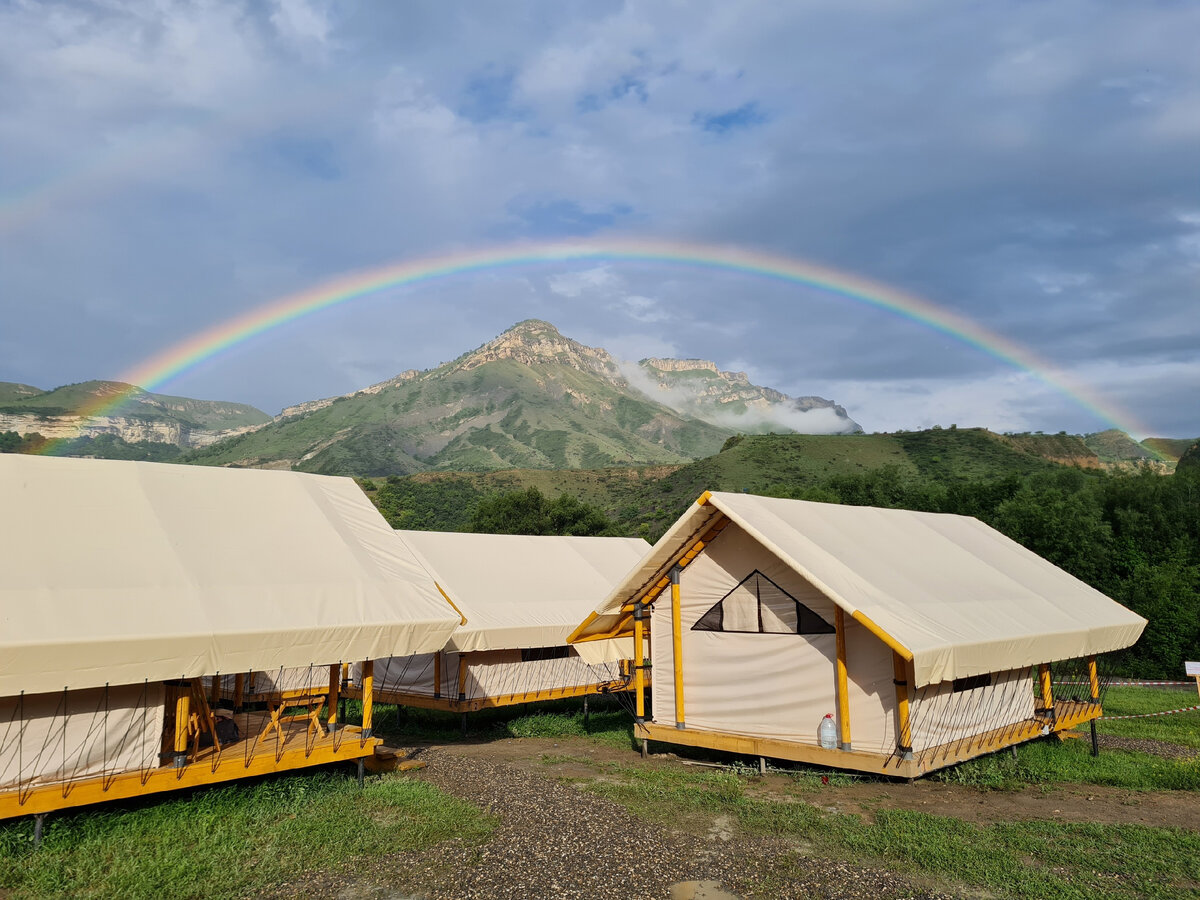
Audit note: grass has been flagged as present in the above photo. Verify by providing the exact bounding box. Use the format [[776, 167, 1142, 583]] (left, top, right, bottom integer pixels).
[[1092, 686, 1200, 749], [584, 764, 1200, 900], [0, 770, 494, 900], [931, 737, 1200, 791]]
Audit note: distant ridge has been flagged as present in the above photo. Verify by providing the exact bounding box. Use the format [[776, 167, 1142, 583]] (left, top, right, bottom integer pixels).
[[0, 380, 271, 449]]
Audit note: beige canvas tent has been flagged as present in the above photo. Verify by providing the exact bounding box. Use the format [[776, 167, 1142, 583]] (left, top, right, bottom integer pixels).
[[569, 491, 1147, 777], [343, 531, 649, 715], [0, 455, 461, 820]]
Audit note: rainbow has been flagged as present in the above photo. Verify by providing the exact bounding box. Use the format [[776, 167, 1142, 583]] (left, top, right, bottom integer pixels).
[[37, 238, 1149, 451]]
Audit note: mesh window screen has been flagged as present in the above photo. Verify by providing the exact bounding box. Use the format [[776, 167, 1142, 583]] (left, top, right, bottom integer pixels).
[[692, 570, 834, 635]]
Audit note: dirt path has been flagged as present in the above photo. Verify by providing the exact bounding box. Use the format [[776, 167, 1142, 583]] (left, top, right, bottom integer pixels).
[[445, 735, 1200, 831]]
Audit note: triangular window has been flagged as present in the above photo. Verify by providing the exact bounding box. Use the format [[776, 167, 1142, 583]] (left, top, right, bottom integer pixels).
[[692, 570, 835, 635]]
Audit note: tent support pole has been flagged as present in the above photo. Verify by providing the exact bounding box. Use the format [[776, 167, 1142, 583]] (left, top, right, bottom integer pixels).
[[892, 654, 912, 760], [670, 566, 685, 729], [172, 685, 191, 769], [633, 601, 647, 723], [33, 814, 45, 848], [209, 673, 220, 709], [361, 660, 374, 739], [834, 607, 852, 751], [327, 664, 340, 731], [1038, 663, 1054, 723], [357, 758, 365, 788], [233, 673, 245, 711], [1088, 656, 1100, 756], [583, 695, 589, 727], [433, 653, 442, 699]]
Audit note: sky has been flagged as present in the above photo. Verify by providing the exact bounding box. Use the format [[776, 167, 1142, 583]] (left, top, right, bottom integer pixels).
[[1, 1, 1197, 438]]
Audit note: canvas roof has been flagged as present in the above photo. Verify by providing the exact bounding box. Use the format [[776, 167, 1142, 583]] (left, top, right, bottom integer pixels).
[[0, 455, 463, 696], [570, 491, 1146, 686], [393, 530, 649, 655]]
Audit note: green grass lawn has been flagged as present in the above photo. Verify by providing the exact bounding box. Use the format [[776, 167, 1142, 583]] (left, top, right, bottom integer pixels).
[[584, 764, 1200, 900], [1091, 686, 1200, 749], [0, 770, 494, 900]]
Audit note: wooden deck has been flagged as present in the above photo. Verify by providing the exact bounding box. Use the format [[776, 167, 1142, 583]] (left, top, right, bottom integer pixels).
[[639, 698, 1104, 779], [0, 710, 380, 820]]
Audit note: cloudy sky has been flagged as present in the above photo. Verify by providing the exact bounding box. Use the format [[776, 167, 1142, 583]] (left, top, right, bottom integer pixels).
[[1, 1, 1197, 438]]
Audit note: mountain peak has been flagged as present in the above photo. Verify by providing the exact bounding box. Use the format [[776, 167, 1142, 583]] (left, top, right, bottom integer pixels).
[[503, 319, 561, 338], [457, 320, 618, 375]]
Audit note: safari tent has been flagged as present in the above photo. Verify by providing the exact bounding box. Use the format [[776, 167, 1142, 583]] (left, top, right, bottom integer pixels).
[[0, 455, 461, 821], [344, 531, 649, 714], [568, 491, 1147, 777]]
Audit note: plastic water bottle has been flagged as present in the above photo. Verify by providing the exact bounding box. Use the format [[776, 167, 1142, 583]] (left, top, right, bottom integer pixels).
[[818, 713, 837, 749]]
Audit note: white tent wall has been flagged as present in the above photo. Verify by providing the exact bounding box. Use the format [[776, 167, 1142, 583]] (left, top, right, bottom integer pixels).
[[842, 618, 899, 755], [209, 666, 336, 699], [908, 668, 1036, 753], [0, 683, 165, 791], [651, 524, 896, 748], [357, 651, 622, 701]]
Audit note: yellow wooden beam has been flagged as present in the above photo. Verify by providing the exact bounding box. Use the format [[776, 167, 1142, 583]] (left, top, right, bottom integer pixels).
[[435, 581, 468, 625], [696, 490, 713, 506], [327, 664, 340, 728], [233, 672, 245, 710], [0, 724, 380, 820], [834, 607, 851, 751], [670, 567, 685, 728], [893, 652, 912, 759], [851, 610, 913, 662], [456, 653, 469, 702], [638, 721, 913, 777], [1087, 657, 1100, 700], [633, 601, 646, 721], [173, 687, 190, 760], [361, 660, 374, 736], [1038, 663, 1054, 712]]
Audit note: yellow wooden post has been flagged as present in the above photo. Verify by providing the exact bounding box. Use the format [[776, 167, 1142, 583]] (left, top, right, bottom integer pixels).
[[670, 566, 685, 729], [233, 673, 245, 711], [1039, 663, 1054, 712], [1087, 657, 1100, 702], [892, 653, 912, 759], [834, 607, 851, 751], [361, 660, 374, 737], [327, 664, 340, 729], [433, 653, 442, 699], [456, 654, 468, 702], [173, 687, 191, 768], [633, 600, 646, 722]]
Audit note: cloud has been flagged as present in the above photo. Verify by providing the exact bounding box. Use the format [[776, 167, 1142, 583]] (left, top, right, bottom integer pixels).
[[0, 1, 1197, 440]]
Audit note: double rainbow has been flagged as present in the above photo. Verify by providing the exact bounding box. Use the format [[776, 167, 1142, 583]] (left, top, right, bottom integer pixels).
[[37, 238, 1146, 452]]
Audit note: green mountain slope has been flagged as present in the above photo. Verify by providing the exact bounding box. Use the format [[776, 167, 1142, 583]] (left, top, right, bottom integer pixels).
[[367, 427, 1080, 536], [185, 321, 734, 474], [0, 380, 270, 430], [0, 382, 45, 403]]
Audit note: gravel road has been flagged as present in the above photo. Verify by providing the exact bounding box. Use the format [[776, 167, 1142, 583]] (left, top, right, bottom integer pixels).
[[271, 747, 960, 900]]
